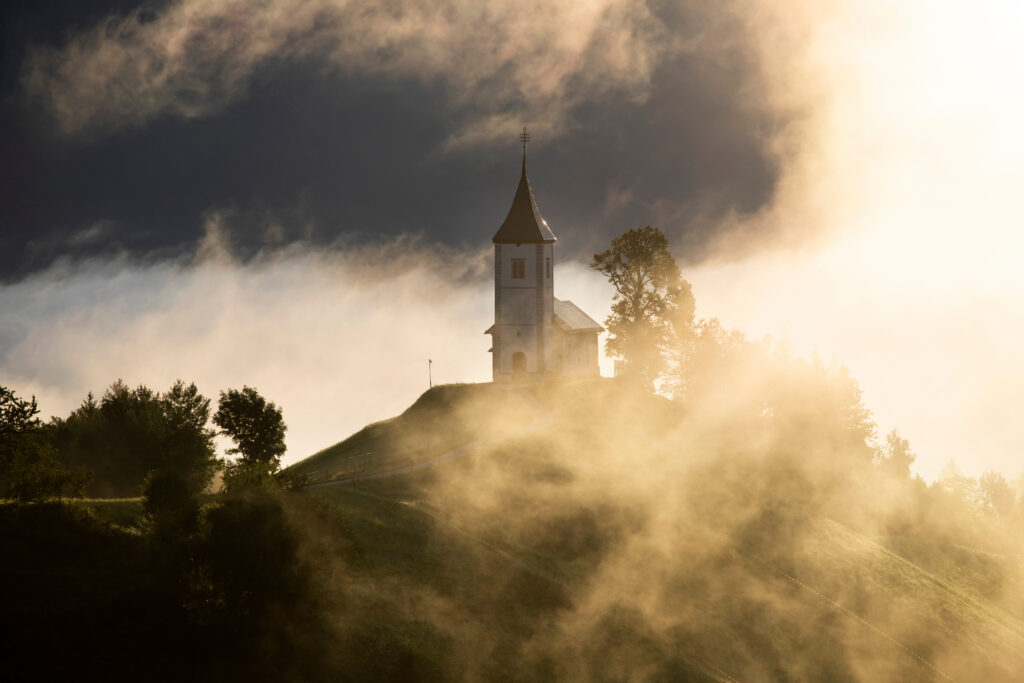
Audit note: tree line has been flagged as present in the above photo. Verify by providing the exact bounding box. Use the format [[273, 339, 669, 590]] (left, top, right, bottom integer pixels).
[[1, 380, 333, 680], [593, 225, 1023, 528], [0, 381, 291, 502]]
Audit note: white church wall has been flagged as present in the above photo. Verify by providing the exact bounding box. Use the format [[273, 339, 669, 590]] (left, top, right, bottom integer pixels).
[[499, 244, 538, 288], [497, 325, 541, 374], [552, 331, 600, 378], [500, 289, 535, 324], [493, 242, 557, 380]]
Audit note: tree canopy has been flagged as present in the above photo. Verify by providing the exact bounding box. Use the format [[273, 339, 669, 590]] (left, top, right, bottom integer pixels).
[[214, 387, 287, 488], [591, 226, 694, 386], [47, 380, 217, 497]]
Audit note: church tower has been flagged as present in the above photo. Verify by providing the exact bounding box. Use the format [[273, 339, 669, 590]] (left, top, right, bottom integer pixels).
[[486, 129, 556, 382]]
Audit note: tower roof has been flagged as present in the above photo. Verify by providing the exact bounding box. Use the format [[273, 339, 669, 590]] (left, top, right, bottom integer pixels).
[[492, 154, 556, 244]]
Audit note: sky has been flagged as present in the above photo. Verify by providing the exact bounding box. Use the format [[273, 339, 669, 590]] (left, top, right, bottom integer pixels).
[[1, 0, 1022, 481]]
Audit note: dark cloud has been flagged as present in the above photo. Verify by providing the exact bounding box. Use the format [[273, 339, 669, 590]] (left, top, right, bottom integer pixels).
[[0, 0, 779, 280]]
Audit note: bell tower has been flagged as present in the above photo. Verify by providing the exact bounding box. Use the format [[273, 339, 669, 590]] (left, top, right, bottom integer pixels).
[[485, 128, 556, 382]]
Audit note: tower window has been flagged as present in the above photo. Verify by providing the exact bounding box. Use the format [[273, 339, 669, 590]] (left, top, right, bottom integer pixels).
[[546, 257, 551, 278], [511, 258, 526, 279]]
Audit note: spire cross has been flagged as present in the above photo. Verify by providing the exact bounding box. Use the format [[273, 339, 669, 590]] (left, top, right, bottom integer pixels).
[[520, 126, 530, 151]]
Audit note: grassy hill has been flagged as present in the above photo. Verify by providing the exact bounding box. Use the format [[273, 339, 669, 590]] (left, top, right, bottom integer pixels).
[[6, 379, 1024, 681], [289, 380, 1024, 681], [285, 382, 545, 483], [307, 481, 1024, 681]]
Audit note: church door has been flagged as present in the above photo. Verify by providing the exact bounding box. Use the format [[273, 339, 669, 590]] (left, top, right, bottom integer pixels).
[[512, 352, 527, 377]]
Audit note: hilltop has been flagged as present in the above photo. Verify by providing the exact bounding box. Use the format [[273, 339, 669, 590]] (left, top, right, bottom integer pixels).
[[285, 382, 544, 484], [286, 379, 1024, 681], [5, 378, 1024, 681]]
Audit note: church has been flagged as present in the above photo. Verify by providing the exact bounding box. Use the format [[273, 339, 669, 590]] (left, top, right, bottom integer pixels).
[[485, 137, 603, 382]]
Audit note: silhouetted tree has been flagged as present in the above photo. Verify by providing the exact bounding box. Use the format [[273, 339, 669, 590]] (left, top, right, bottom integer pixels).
[[47, 380, 217, 497], [940, 461, 983, 513], [0, 385, 89, 500], [591, 226, 695, 387], [671, 320, 876, 465], [671, 317, 750, 400], [978, 471, 1016, 518], [214, 387, 286, 489], [875, 430, 917, 478], [159, 380, 218, 491]]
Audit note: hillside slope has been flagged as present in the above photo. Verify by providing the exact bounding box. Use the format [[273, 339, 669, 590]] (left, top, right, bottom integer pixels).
[[310, 480, 1024, 681], [287, 383, 545, 483], [298, 379, 1024, 681], [8, 379, 1023, 681]]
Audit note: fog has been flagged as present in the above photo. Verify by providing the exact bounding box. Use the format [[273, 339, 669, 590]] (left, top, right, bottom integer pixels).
[[680, 0, 1024, 481], [6, 0, 1024, 481], [289, 357, 1024, 680], [6, 0, 1024, 680], [0, 237, 614, 467]]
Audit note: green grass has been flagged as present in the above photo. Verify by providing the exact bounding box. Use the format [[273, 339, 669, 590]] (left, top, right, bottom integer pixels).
[[80, 497, 146, 532], [285, 382, 541, 482]]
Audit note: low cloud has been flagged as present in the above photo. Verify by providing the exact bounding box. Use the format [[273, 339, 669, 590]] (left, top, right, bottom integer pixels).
[[0, 240, 611, 466]]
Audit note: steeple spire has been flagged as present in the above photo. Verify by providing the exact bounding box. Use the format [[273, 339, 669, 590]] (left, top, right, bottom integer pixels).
[[492, 127, 556, 244], [520, 126, 530, 174]]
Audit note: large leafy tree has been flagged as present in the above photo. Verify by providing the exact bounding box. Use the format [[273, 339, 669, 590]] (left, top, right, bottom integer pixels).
[[214, 386, 287, 488], [591, 226, 695, 386], [159, 380, 219, 489]]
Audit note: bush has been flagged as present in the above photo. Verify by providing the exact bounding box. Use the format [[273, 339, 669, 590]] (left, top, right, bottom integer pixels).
[[141, 469, 199, 540]]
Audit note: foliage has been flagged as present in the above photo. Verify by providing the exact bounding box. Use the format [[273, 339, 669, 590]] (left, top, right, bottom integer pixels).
[[194, 492, 306, 621], [46, 380, 217, 497], [671, 320, 876, 465], [214, 386, 287, 468], [0, 385, 90, 501], [182, 490, 337, 681], [141, 468, 199, 540], [591, 226, 695, 386], [0, 385, 41, 429], [940, 461, 983, 513], [0, 500, 197, 681], [159, 380, 219, 487], [221, 459, 280, 491], [875, 429, 916, 478], [979, 471, 1017, 518]]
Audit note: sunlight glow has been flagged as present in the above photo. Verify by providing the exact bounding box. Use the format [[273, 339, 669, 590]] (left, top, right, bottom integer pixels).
[[689, 0, 1024, 480]]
